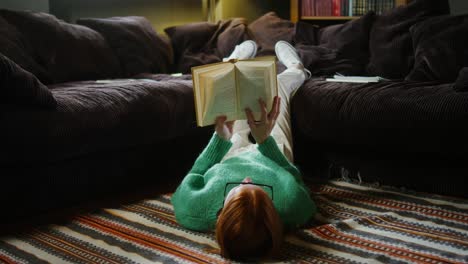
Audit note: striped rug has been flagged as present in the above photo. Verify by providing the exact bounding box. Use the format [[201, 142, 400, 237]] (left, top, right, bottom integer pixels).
[[1, 180, 467, 263]]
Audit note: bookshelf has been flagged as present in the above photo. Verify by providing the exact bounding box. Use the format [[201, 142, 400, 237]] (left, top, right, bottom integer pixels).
[[290, 0, 408, 23]]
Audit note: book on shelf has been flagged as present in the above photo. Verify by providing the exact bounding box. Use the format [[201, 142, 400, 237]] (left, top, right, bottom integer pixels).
[[300, 0, 396, 17], [191, 56, 278, 127], [325, 74, 389, 83], [340, 0, 350, 17], [301, 0, 315, 16], [353, 0, 366, 16], [316, 0, 332, 16], [332, 0, 341, 16]]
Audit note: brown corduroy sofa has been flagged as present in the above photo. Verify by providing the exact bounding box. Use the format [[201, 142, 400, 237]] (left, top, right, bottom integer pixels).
[[1, 0, 467, 222]]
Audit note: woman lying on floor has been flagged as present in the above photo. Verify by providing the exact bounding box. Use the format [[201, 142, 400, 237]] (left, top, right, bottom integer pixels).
[[171, 40, 316, 262]]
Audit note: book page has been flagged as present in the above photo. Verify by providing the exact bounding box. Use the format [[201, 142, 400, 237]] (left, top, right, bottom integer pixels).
[[193, 63, 226, 126], [199, 64, 237, 125], [234, 60, 277, 120]]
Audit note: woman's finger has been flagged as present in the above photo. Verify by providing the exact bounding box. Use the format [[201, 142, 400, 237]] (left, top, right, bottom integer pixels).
[[226, 121, 234, 133], [273, 96, 280, 120], [245, 107, 256, 127], [268, 96, 280, 121], [215, 115, 226, 126]]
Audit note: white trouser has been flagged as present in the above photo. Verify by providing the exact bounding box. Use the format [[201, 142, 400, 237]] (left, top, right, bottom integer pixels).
[[223, 67, 306, 162]]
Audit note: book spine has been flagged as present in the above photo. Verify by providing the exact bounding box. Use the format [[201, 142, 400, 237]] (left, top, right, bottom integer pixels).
[[352, 0, 356, 16], [307, 0, 313, 16], [326, 0, 333, 16], [352, 0, 357, 16], [316, 0, 323, 16], [311, 0, 316, 16], [332, 0, 341, 16], [319, 0, 327, 16], [301, 0, 307, 16], [301, 0, 310, 16], [346, 0, 349, 16], [341, 0, 346, 16], [340, 0, 343, 16], [356, 0, 365, 16]]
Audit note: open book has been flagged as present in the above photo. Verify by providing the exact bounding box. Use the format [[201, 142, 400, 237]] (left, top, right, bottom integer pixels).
[[191, 56, 278, 127]]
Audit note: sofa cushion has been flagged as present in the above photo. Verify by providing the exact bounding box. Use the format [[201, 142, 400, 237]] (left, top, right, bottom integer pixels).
[[2, 75, 208, 164], [317, 11, 375, 51], [165, 22, 220, 73], [366, 0, 450, 79], [406, 15, 468, 83], [0, 53, 56, 108], [165, 18, 249, 73], [78, 16, 172, 77], [295, 11, 375, 76], [292, 78, 468, 155], [293, 21, 318, 46], [0, 9, 121, 84], [165, 21, 219, 58], [454, 68, 468, 92], [0, 16, 52, 84], [248, 12, 294, 56], [216, 18, 250, 59]]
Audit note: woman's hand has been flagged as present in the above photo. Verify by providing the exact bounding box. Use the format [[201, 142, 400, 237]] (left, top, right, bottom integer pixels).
[[215, 115, 234, 141], [245, 96, 280, 144]]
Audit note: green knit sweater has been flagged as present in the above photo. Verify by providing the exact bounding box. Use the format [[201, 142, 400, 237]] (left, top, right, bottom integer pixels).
[[171, 133, 316, 232]]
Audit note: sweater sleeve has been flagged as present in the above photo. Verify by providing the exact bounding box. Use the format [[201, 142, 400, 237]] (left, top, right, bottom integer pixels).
[[171, 133, 232, 232], [171, 173, 215, 231], [188, 132, 233, 175], [257, 136, 303, 183]]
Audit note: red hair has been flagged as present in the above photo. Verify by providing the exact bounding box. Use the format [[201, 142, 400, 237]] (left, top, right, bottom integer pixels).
[[215, 187, 283, 261]]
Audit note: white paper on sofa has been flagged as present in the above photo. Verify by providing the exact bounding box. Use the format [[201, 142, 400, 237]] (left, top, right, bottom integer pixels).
[[326, 75, 389, 83]]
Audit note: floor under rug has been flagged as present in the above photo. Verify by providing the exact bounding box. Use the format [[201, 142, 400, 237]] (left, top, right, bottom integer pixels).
[[0, 180, 467, 263]]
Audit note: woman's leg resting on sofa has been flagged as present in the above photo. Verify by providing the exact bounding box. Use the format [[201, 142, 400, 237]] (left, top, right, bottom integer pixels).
[[223, 40, 308, 162], [271, 40, 310, 162], [271, 66, 306, 162]]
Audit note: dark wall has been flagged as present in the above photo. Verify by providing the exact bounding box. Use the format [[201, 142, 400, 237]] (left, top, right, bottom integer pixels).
[[0, 0, 288, 35], [213, 0, 289, 23], [0, 0, 48, 12], [49, 0, 205, 33], [449, 0, 468, 15], [0, 0, 466, 19], [48, 0, 288, 33]]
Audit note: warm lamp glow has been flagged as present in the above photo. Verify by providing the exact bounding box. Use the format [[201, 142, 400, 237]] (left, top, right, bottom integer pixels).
[[202, 0, 217, 22]]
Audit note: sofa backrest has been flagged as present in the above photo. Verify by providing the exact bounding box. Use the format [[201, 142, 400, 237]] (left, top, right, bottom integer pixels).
[[162, 12, 300, 74], [366, 0, 450, 79], [248, 12, 295, 57], [0, 52, 56, 109], [294, 11, 376, 76], [77, 16, 173, 78], [165, 17, 250, 74], [290, 0, 452, 79], [0, 9, 121, 84], [0, 0, 460, 85], [406, 14, 468, 83], [0, 15, 52, 84]]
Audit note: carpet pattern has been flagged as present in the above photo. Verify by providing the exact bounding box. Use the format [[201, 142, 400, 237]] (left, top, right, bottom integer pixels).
[[0, 180, 467, 263]]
